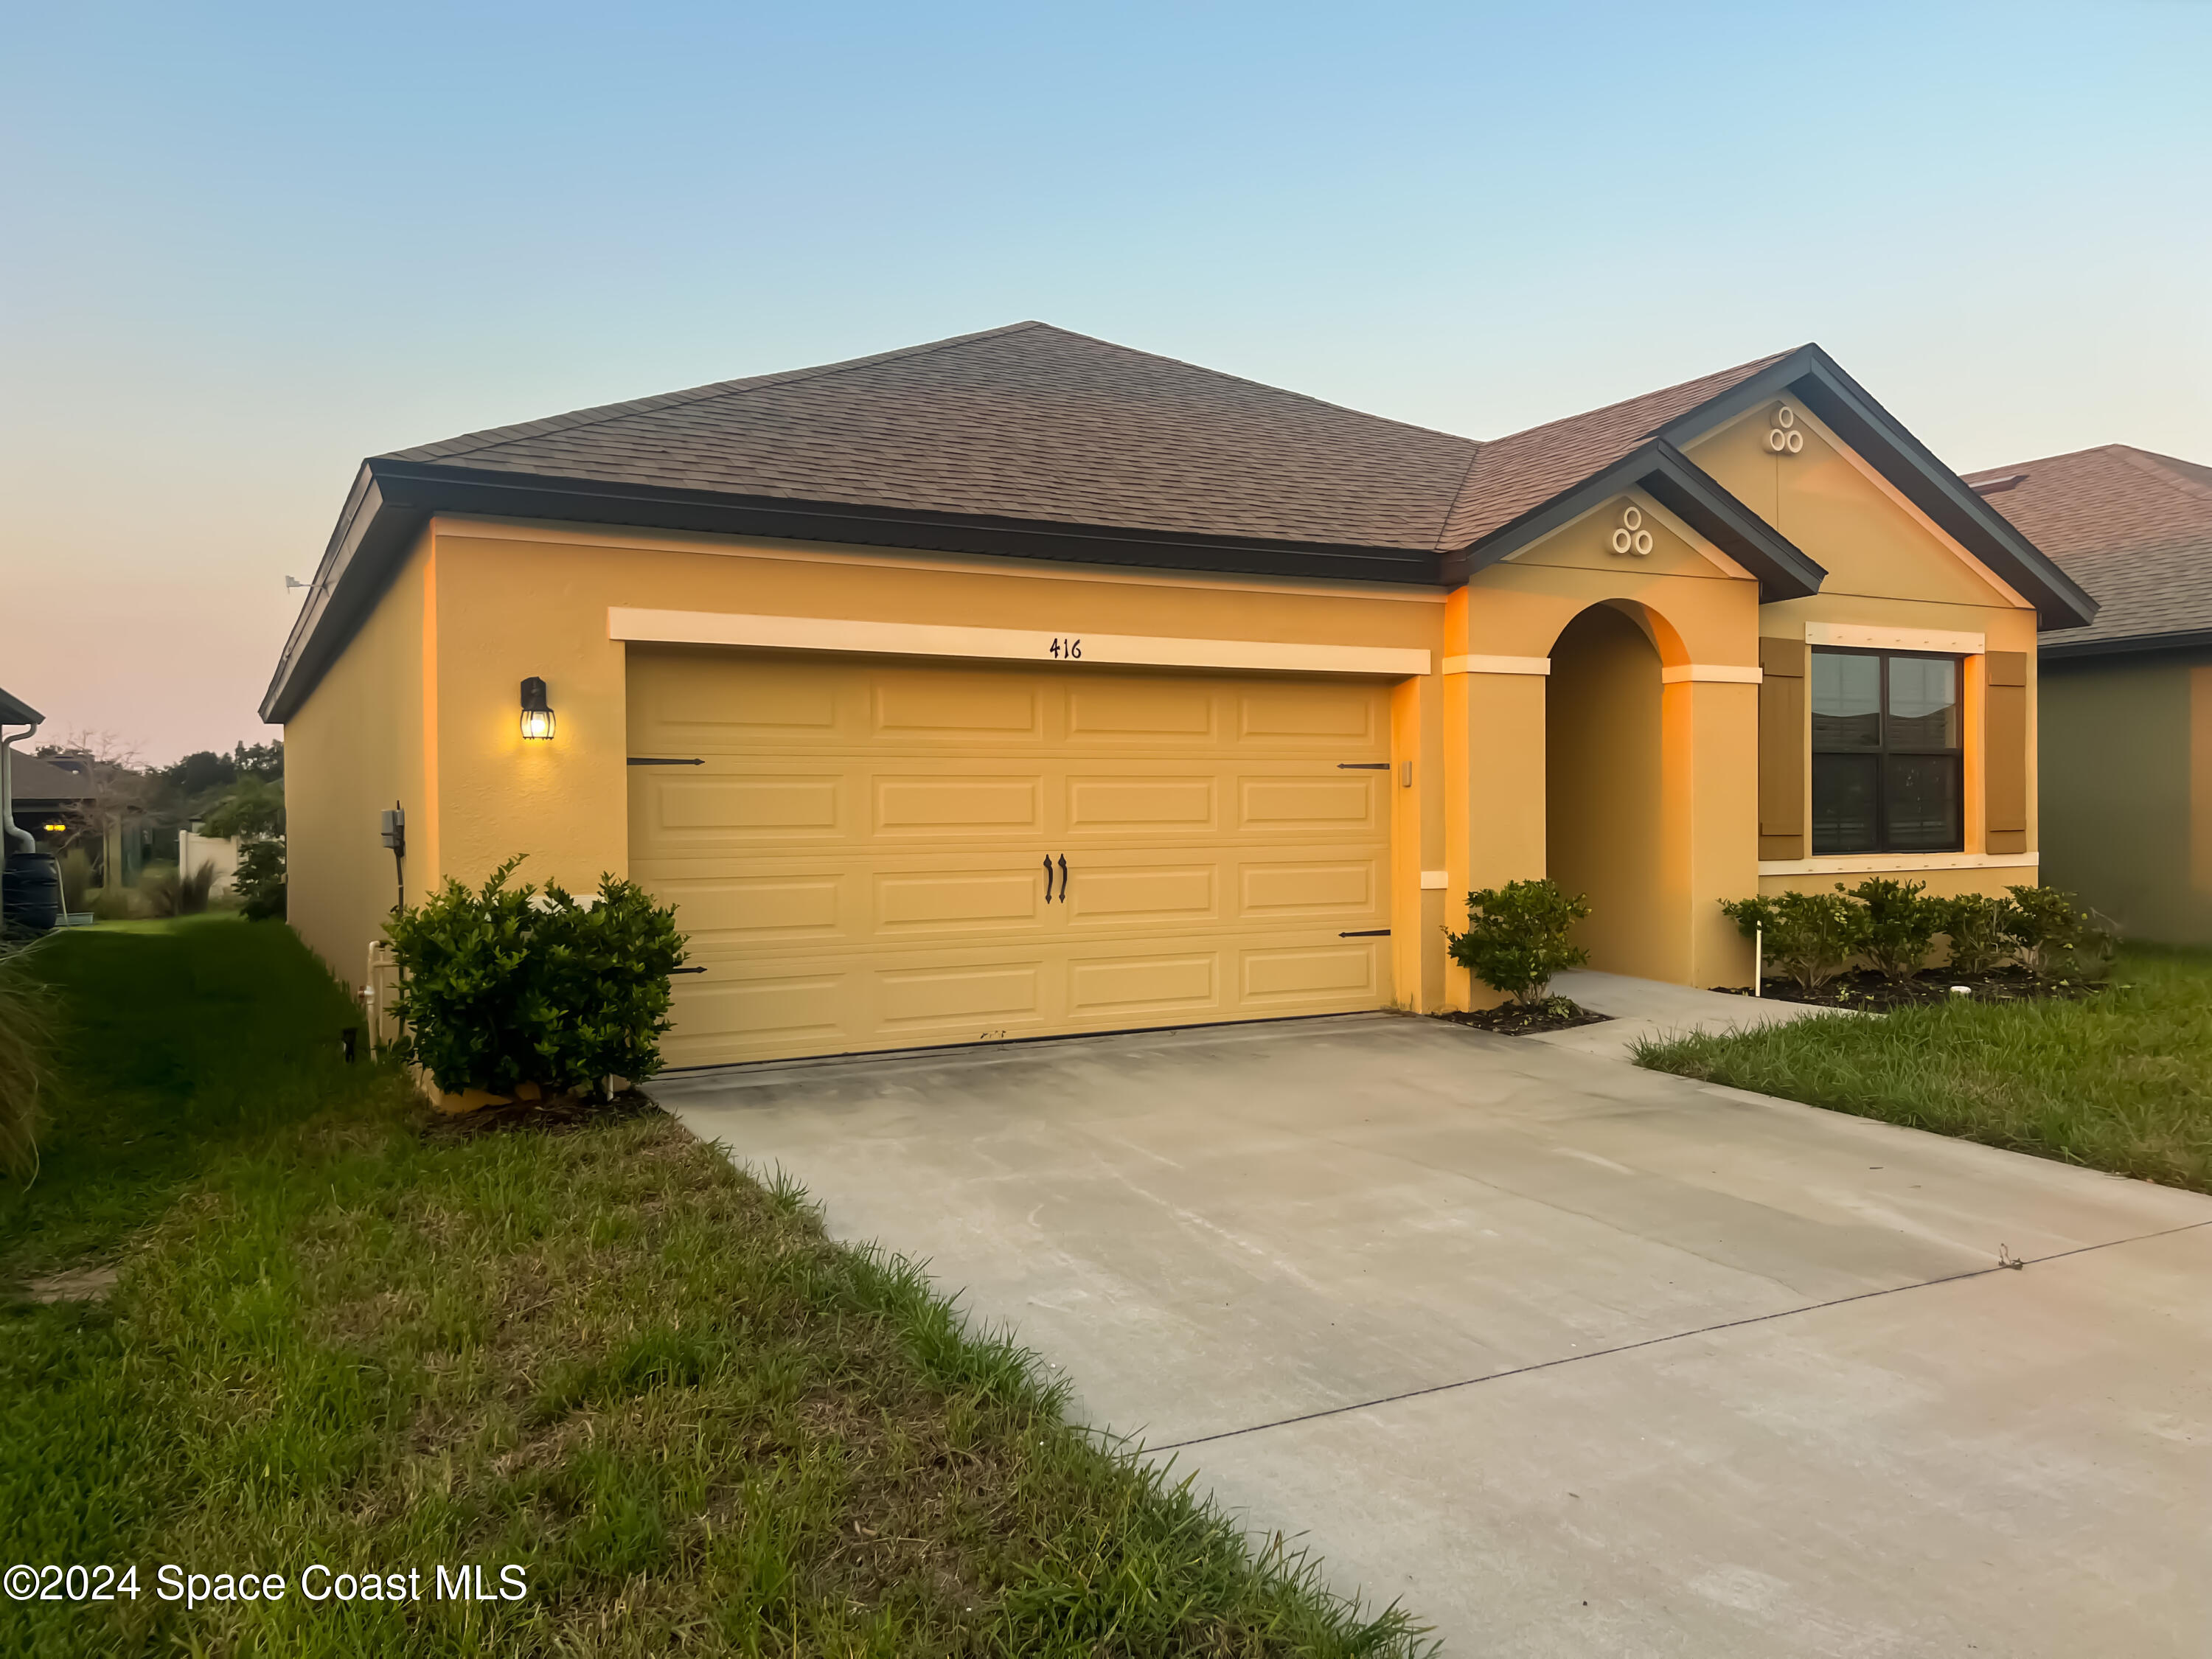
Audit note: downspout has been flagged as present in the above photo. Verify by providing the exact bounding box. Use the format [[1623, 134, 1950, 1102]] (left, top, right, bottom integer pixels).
[[1, 719, 40, 855]]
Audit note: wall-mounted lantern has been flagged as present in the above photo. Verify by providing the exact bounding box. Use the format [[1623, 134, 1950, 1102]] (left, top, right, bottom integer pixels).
[[520, 677, 556, 741]]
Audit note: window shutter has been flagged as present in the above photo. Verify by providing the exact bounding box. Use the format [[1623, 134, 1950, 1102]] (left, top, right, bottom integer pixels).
[[1758, 638, 1807, 858], [1985, 651, 2028, 851]]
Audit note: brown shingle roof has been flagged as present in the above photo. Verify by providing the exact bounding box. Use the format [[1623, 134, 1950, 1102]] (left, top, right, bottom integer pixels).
[[1437, 350, 1796, 547], [7, 753, 97, 804], [1965, 445, 2212, 650], [388, 321, 1485, 552]]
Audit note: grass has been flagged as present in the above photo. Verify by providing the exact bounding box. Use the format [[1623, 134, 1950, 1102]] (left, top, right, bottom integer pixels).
[[1636, 944, 2212, 1194], [1, 919, 1429, 1658]]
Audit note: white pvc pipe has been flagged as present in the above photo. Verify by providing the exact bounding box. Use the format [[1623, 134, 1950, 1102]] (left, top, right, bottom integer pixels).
[[1753, 923, 1763, 996]]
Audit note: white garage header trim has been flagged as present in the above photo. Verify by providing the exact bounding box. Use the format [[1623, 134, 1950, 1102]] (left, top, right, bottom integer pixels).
[[608, 608, 1431, 678]]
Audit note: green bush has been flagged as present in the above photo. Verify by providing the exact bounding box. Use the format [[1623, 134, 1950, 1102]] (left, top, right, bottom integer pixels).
[[2002, 883, 2102, 978], [1994, 883, 2115, 982], [1848, 877, 1943, 981], [202, 775, 287, 921], [0, 942, 47, 1183], [139, 859, 219, 918], [1936, 892, 2013, 975], [1447, 878, 1590, 1004], [1721, 888, 1868, 994], [386, 857, 687, 1099]]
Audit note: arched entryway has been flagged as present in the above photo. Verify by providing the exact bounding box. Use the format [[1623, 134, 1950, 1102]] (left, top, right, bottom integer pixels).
[[1545, 603, 1671, 980]]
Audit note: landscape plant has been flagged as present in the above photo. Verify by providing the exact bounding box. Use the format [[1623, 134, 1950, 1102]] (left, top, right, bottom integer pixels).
[[1849, 877, 1943, 981], [1720, 888, 1869, 994], [138, 859, 219, 918], [1447, 878, 1590, 1004], [0, 942, 46, 1183], [386, 857, 688, 1099], [200, 774, 286, 920], [1938, 892, 2015, 975], [2003, 883, 2110, 979]]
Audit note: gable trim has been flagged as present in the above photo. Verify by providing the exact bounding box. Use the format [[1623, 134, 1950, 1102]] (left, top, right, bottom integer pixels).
[[1444, 440, 1826, 600], [1655, 347, 2097, 630]]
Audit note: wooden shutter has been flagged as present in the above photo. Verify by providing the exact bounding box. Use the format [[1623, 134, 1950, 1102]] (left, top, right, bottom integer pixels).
[[1758, 638, 1807, 859], [1985, 651, 2028, 852]]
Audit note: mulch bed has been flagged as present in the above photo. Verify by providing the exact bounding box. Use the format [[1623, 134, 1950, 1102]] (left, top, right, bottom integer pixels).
[[1435, 996, 1611, 1036], [419, 1086, 665, 1141], [1709, 968, 2108, 1012]]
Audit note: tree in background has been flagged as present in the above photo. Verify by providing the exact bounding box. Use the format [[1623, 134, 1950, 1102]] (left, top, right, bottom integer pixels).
[[201, 773, 285, 921]]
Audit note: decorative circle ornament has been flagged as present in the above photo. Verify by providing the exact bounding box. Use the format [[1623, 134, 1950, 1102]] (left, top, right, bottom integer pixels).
[[1610, 504, 1654, 556], [1767, 403, 1804, 453]]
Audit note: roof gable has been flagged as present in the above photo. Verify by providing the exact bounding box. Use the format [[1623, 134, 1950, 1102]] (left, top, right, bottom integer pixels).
[[1966, 444, 2212, 656]]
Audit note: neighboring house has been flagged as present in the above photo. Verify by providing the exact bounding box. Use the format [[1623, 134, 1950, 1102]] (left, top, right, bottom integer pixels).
[[7, 751, 97, 852], [265, 324, 2093, 1067], [1966, 445, 2212, 942]]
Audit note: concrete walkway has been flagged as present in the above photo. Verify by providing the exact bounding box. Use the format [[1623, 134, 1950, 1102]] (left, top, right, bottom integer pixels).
[[651, 1014, 2212, 1656], [1534, 967, 1851, 1058]]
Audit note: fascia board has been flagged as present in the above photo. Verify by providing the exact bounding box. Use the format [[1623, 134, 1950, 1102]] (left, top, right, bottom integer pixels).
[[0, 689, 44, 726], [2041, 628, 2212, 663], [1666, 348, 2099, 630], [259, 468, 427, 723], [1443, 441, 1825, 601]]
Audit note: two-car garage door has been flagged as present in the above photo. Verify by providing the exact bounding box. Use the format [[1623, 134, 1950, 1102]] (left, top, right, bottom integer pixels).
[[627, 647, 1394, 1068]]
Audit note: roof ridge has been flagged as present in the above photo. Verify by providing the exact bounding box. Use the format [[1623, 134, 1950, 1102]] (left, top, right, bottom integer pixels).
[[1015, 323, 1487, 450], [2107, 444, 2212, 507], [1482, 346, 1802, 446], [383, 321, 1051, 464]]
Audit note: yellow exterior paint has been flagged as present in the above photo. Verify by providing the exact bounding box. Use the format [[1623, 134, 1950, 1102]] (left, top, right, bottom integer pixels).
[[280, 396, 2050, 1056], [627, 650, 1391, 1063]]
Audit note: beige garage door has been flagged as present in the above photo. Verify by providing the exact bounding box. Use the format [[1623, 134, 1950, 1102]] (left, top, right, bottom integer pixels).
[[627, 647, 1394, 1068]]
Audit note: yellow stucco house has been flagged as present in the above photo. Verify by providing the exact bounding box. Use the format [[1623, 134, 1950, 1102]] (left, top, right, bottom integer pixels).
[[264, 324, 2096, 1067]]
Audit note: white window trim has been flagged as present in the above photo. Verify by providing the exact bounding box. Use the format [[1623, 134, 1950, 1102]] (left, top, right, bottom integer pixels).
[[608, 608, 1431, 678], [1757, 851, 2038, 877], [1805, 622, 1986, 655], [1660, 663, 1762, 684]]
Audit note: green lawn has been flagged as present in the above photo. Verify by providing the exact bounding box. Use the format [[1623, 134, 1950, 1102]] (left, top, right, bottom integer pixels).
[[1636, 945, 2212, 1194], [3, 921, 1427, 1658]]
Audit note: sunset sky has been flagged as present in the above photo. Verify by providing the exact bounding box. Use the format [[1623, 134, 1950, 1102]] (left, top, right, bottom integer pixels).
[[4, 1, 2207, 763]]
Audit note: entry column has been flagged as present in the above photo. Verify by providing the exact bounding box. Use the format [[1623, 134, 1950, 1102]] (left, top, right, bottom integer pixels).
[[1442, 653, 1550, 1010], [1660, 668, 1761, 987]]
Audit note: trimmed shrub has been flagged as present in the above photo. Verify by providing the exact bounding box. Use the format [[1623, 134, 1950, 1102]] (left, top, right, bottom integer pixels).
[[2000, 883, 2115, 981], [1848, 877, 1943, 982], [386, 857, 687, 1099], [1447, 878, 1590, 1005], [1936, 892, 2013, 975], [1721, 888, 1868, 994]]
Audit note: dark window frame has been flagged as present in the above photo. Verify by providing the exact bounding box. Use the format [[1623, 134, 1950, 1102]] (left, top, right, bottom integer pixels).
[[1809, 646, 1965, 856]]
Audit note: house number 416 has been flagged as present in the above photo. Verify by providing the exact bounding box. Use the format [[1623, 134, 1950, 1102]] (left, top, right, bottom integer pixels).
[[1047, 637, 1083, 659]]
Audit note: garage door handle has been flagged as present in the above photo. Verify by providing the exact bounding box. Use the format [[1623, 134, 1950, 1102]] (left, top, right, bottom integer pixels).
[[1339, 929, 1391, 937], [670, 965, 707, 974], [1057, 855, 1068, 900], [1336, 762, 1390, 770], [1043, 855, 1057, 902], [628, 757, 705, 766]]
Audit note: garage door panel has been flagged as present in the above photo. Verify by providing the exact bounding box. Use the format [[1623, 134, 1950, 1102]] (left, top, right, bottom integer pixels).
[[1239, 683, 1379, 741], [1065, 774, 1217, 834], [872, 670, 1045, 740], [874, 773, 1043, 835], [1067, 950, 1220, 1018], [1238, 775, 1383, 832], [629, 650, 849, 751], [1239, 941, 1381, 1004], [1066, 681, 1218, 742], [876, 868, 1045, 935], [1239, 857, 1380, 920], [628, 647, 1393, 1065], [877, 960, 1046, 1031], [1065, 860, 1217, 928]]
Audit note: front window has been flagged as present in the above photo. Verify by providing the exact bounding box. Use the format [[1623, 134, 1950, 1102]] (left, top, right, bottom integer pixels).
[[1810, 648, 1962, 855]]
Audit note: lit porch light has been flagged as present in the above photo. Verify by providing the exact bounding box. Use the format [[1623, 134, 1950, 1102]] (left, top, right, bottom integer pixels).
[[520, 677, 556, 741]]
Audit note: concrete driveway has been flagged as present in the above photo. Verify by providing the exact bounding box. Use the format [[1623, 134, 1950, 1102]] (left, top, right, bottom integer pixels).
[[651, 1014, 2212, 1657]]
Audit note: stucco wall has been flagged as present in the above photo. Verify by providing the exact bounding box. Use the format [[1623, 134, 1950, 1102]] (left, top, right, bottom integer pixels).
[[1547, 604, 1667, 978], [285, 533, 431, 990], [2041, 653, 2212, 944]]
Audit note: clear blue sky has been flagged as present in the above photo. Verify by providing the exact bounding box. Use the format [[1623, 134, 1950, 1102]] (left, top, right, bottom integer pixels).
[[4, 1, 2207, 762]]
